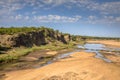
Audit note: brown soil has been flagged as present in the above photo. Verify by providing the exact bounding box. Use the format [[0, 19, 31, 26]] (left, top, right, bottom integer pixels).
[[4, 51, 120, 80]]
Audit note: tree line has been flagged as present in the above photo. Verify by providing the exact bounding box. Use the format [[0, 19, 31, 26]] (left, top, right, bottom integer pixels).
[[0, 26, 55, 35], [0, 26, 119, 40]]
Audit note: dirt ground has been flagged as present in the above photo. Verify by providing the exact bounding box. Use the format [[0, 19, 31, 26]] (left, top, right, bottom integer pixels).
[[4, 51, 120, 80]]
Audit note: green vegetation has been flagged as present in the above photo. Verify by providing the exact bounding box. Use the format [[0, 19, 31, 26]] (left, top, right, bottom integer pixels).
[[80, 36, 120, 41], [0, 42, 75, 64], [0, 26, 79, 64], [1, 26, 119, 41], [71, 35, 120, 41], [0, 26, 54, 35], [0, 46, 10, 54]]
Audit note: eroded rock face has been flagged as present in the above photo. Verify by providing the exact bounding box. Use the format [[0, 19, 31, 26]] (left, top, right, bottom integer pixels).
[[13, 30, 46, 47], [64, 34, 71, 42], [0, 35, 15, 47], [0, 29, 72, 47]]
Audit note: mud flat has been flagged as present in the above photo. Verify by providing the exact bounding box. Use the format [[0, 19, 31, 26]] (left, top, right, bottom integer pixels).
[[4, 51, 120, 80]]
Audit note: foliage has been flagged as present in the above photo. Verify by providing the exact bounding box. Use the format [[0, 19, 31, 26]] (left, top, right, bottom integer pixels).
[[71, 35, 120, 41], [0, 42, 75, 64], [0, 26, 55, 35]]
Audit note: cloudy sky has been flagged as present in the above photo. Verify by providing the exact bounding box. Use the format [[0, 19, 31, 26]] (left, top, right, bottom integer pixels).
[[0, 0, 120, 37]]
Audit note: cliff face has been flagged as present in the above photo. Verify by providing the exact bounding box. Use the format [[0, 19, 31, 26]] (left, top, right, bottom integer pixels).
[[0, 29, 72, 47], [12, 31, 45, 47]]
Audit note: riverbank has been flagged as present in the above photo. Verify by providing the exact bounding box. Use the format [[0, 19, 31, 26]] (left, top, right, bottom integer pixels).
[[0, 42, 76, 64], [0, 48, 74, 71], [0, 42, 77, 80], [4, 51, 120, 80]]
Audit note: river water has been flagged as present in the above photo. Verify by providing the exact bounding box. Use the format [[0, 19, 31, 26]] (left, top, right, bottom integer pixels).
[[78, 43, 111, 62], [1, 43, 120, 71], [46, 43, 120, 65]]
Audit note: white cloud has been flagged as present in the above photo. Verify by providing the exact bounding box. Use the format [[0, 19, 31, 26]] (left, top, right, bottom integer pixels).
[[12, 14, 120, 24], [87, 16, 97, 24], [86, 15, 120, 24], [0, 0, 120, 26], [89, 2, 120, 14], [40, 0, 120, 15], [32, 11, 37, 14], [33, 15, 81, 22], [115, 17, 120, 22], [24, 16, 29, 20], [15, 14, 22, 20], [0, 0, 25, 16], [42, 0, 68, 6], [0, 0, 120, 16], [88, 16, 97, 20], [0, 13, 120, 26], [42, 0, 120, 15], [0, 14, 81, 23]]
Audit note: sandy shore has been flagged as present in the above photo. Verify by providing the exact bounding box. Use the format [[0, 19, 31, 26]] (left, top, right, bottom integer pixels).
[[4, 51, 120, 80], [87, 40, 120, 47]]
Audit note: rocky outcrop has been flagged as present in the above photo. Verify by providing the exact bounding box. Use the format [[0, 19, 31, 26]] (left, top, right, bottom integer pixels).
[[13, 30, 47, 47], [0, 35, 15, 47], [64, 34, 71, 42], [0, 29, 72, 47]]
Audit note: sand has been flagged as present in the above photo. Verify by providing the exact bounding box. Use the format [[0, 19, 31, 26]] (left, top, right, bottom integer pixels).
[[4, 51, 120, 80], [46, 51, 57, 55], [87, 40, 120, 47]]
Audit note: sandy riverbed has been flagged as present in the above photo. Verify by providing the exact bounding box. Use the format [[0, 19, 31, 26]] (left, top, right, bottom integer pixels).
[[87, 40, 120, 47], [4, 51, 120, 80], [2, 40, 120, 80]]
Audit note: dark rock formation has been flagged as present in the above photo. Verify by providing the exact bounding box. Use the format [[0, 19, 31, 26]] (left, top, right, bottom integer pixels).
[[0, 29, 72, 47]]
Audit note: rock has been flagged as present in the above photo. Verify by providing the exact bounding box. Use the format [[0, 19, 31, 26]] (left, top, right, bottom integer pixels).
[[0, 28, 74, 48]]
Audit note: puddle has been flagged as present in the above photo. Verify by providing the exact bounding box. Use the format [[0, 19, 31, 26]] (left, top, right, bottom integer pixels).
[[54, 49, 80, 60]]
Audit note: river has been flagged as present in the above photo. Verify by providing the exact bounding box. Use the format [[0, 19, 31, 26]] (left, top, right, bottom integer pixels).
[[1, 43, 120, 71], [37, 43, 120, 68]]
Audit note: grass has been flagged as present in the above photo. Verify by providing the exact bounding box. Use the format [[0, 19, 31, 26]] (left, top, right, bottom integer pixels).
[[0, 42, 76, 64]]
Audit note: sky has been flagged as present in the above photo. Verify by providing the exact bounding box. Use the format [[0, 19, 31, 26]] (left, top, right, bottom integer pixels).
[[0, 0, 120, 37]]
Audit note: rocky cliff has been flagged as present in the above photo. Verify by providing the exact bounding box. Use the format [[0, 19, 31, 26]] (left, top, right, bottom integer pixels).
[[0, 28, 72, 47]]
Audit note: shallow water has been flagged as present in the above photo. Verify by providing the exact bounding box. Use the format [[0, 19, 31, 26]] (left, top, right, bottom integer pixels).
[[38, 43, 120, 67], [1, 43, 120, 72], [35, 50, 80, 68], [77, 43, 120, 62]]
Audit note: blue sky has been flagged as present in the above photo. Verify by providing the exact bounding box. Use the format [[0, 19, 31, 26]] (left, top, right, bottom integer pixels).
[[0, 0, 120, 37]]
